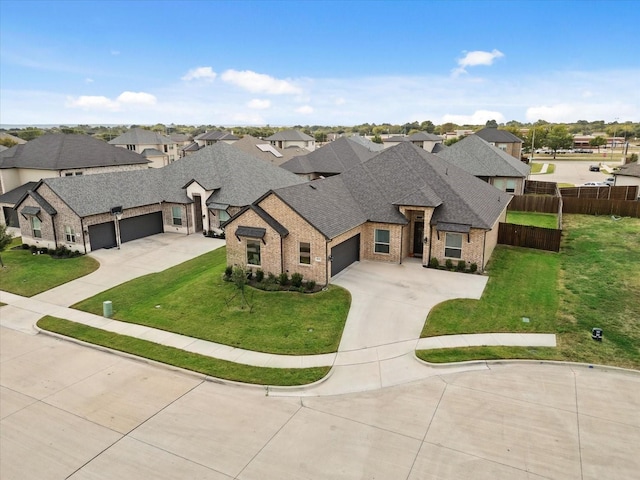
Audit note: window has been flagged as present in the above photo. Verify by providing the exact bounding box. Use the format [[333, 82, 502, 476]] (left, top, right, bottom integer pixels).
[[374, 229, 390, 254], [171, 206, 182, 226], [126, 144, 136, 151], [64, 225, 76, 243], [75, 172, 82, 176], [445, 233, 462, 258], [506, 179, 516, 193], [299, 242, 311, 264], [65, 172, 73, 176], [164, 145, 168, 153], [218, 209, 230, 222], [31, 216, 42, 238], [247, 240, 261, 266]]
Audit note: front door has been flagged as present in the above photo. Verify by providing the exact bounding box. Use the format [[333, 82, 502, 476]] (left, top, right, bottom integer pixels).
[[193, 195, 203, 232], [413, 222, 424, 256]]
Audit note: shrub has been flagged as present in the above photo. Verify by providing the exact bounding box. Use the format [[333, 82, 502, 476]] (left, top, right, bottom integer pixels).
[[224, 265, 233, 278], [40, 248, 48, 254], [255, 269, 264, 282], [429, 257, 439, 268], [291, 272, 303, 288], [21, 243, 30, 250], [48, 249, 56, 255], [445, 259, 453, 270], [629, 153, 638, 163], [456, 260, 466, 272], [267, 272, 277, 283], [70, 250, 81, 258], [278, 272, 289, 285], [470, 263, 478, 273], [30, 245, 38, 253], [306, 280, 316, 291]]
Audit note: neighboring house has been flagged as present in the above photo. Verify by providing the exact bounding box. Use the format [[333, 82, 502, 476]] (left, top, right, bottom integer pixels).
[[265, 130, 315, 152], [381, 132, 443, 152], [194, 131, 240, 148], [0, 181, 37, 227], [437, 134, 530, 195], [473, 126, 523, 159], [613, 161, 640, 193], [347, 135, 385, 152], [229, 135, 304, 167], [14, 142, 304, 253], [224, 142, 510, 286], [279, 137, 379, 180], [0, 133, 150, 196], [170, 133, 193, 158], [109, 128, 178, 167]]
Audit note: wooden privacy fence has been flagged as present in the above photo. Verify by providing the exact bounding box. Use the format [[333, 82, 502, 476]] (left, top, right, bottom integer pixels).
[[498, 223, 562, 252], [524, 180, 558, 195], [560, 185, 638, 200], [562, 197, 640, 217], [507, 195, 559, 214]]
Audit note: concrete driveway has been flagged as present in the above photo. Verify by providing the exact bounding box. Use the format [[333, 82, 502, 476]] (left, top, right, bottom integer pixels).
[[2, 326, 639, 480], [532, 158, 624, 186]]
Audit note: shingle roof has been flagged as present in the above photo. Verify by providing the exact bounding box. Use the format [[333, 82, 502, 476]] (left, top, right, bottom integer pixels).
[[473, 127, 523, 144], [195, 131, 240, 141], [265, 130, 313, 141], [39, 142, 304, 217], [109, 128, 175, 146], [615, 161, 640, 178], [0, 181, 38, 205], [437, 134, 530, 178], [229, 135, 303, 166], [280, 137, 378, 175], [141, 148, 166, 157], [272, 142, 508, 239], [407, 132, 443, 142], [0, 134, 150, 170], [347, 135, 385, 152]]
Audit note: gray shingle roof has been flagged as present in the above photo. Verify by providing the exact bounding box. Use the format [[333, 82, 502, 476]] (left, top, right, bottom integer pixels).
[[347, 135, 385, 151], [141, 148, 166, 157], [615, 161, 640, 178], [229, 135, 303, 166], [195, 131, 240, 141], [0, 134, 150, 170], [437, 134, 530, 178], [0, 181, 38, 205], [474, 127, 523, 143], [272, 142, 508, 239], [280, 137, 378, 176], [407, 131, 443, 142], [109, 128, 174, 146], [40, 142, 304, 217], [265, 130, 313, 141]]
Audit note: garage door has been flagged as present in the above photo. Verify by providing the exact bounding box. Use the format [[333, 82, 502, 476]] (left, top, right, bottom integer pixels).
[[88, 222, 117, 250], [331, 234, 360, 277], [119, 212, 163, 243]]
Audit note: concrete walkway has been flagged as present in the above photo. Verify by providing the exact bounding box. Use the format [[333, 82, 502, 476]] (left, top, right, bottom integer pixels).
[[0, 234, 557, 395]]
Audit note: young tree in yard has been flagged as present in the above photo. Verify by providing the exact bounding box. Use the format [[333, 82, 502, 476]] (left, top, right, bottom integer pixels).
[[0, 223, 14, 268], [525, 125, 548, 153], [589, 136, 607, 152], [545, 125, 573, 159]]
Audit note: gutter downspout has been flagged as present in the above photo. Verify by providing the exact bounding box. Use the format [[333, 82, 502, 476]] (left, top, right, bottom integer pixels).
[[280, 236, 284, 275], [325, 241, 329, 286], [427, 223, 432, 265], [185, 204, 190, 234], [399, 223, 403, 265], [482, 230, 487, 271], [81, 218, 87, 254]]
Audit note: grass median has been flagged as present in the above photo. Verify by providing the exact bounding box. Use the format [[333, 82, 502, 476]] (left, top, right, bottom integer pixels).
[[37, 316, 330, 386], [420, 215, 640, 369]]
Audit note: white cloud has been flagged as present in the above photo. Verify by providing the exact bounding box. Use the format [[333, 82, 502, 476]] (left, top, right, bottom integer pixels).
[[65, 95, 119, 111], [85, 78, 94, 84], [110, 50, 120, 56], [440, 110, 505, 125], [247, 98, 271, 109], [452, 49, 504, 76], [116, 91, 157, 105], [296, 105, 314, 114], [335, 97, 346, 105], [221, 69, 301, 95], [181, 66, 217, 82]]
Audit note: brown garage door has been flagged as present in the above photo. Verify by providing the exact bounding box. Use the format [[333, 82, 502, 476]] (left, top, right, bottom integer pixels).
[[88, 222, 117, 250], [119, 212, 164, 243], [330, 234, 360, 277]]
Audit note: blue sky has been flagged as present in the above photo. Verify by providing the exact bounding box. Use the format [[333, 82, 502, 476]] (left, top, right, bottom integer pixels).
[[1, 0, 638, 126]]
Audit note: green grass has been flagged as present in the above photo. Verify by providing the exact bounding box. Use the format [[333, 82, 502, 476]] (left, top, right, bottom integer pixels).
[[506, 211, 558, 229], [420, 215, 640, 369], [417, 346, 561, 363], [529, 162, 556, 174], [37, 316, 329, 386], [71, 247, 350, 355], [0, 239, 99, 296]]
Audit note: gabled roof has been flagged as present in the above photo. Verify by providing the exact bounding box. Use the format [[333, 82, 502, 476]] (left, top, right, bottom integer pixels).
[[270, 142, 508, 239], [0, 181, 38, 205], [347, 135, 385, 151], [16, 188, 57, 216], [170, 133, 191, 143], [0, 134, 150, 170], [382, 136, 407, 143], [265, 130, 313, 142], [36, 142, 304, 217], [109, 128, 175, 146], [473, 126, 523, 144], [437, 134, 530, 178], [195, 131, 239, 142], [280, 137, 378, 176], [407, 131, 443, 142], [229, 135, 303, 166]]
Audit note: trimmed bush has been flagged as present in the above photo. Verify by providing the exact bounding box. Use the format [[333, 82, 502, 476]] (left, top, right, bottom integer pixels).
[[456, 260, 466, 272], [278, 272, 289, 285], [445, 259, 453, 270], [30, 245, 38, 253], [21, 243, 30, 250], [306, 280, 316, 291], [255, 269, 264, 282], [429, 257, 439, 268], [223, 265, 233, 281], [291, 272, 303, 288], [470, 263, 478, 273]]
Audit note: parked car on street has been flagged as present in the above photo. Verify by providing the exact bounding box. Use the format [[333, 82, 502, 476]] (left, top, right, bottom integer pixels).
[[604, 177, 615, 186], [583, 182, 609, 186], [589, 165, 600, 172]]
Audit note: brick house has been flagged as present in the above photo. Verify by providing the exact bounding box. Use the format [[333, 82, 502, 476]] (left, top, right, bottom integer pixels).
[[264, 130, 316, 152], [437, 134, 530, 195], [14, 142, 303, 253], [224, 142, 511, 285], [473, 126, 523, 160], [109, 128, 179, 167]]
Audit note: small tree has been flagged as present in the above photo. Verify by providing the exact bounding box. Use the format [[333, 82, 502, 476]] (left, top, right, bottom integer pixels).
[[589, 136, 607, 152], [0, 223, 14, 267]]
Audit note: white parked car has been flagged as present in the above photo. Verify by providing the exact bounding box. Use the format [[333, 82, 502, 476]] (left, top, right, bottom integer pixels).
[[582, 182, 609, 187], [604, 177, 615, 186]]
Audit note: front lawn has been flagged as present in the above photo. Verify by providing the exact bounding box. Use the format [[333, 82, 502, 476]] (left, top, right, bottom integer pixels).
[[37, 316, 329, 386], [506, 211, 559, 229], [0, 239, 99, 296], [71, 247, 350, 355], [419, 215, 640, 369]]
